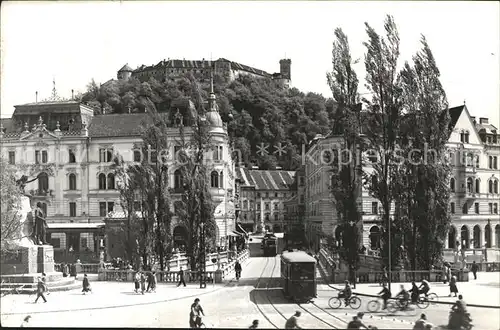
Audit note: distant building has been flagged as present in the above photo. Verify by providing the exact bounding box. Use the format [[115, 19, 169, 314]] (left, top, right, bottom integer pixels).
[[236, 167, 296, 233], [0, 77, 238, 262], [303, 105, 500, 258], [115, 58, 291, 88]]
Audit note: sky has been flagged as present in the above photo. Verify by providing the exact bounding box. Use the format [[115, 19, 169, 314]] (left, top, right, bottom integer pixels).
[[1, 1, 499, 127]]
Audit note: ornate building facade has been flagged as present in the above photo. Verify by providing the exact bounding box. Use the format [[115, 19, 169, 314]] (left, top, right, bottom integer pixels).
[[0, 80, 237, 262], [303, 105, 500, 260]]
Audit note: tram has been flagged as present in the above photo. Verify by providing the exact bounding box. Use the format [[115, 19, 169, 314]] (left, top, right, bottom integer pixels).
[[281, 250, 317, 303], [262, 234, 278, 257]]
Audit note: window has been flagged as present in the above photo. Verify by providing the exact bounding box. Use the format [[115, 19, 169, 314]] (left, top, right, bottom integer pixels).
[[243, 214, 248, 221], [133, 150, 142, 162], [475, 179, 480, 194], [41, 150, 48, 163], [495, 180, 499, 194], [69, 202, 77, 217], [69, 173, 77, 190], [219, 171, 224, 188], [462, 203, 468, 214], [494, 203, 498, 214], [494, 156, 498, 170], [213, 146, 223, 161], [81, 238, 88, 249], [257, 203, 261, 210], [265, 192, 269, 198], [149, 149, 157, 163], [99, 148, 113, 162], [35, 150, 40, 164], [372, 202, 378, 215], [450, 178, 455, 192], [265, 203, 270, 210], [274, 203, 278, 210], [107, 174, 115, 190], [450, 202, 455, 214], [99, 202, 107, 216], [275, 192, 278, 198], [8, 151, 15, 165], [69, 149, 76, 163], [368, 150, 377, 163], [51, 238, 61, 248], [257, 192, 261, 198], [174, 170, 183, 189], [174, 146, 181, 161], [107, 202, 114, 213], [265, 213, 270, 222], [465, 132, 470, 144], [210, 171, 219, 188], [490, 203, 493, 214], [256, 212, 261, 220], [98, 173, 106, 190], [489, 156, 493, 169], [274, 213, 279, 222], [466, 178, 473, 193], [460, 132, 465, 143], [475, 155, 480, 168], [300, 177, 305, 186], [474, 202, 479, 214], [134, 201, 141, 210], [38, 172, 49, 193]]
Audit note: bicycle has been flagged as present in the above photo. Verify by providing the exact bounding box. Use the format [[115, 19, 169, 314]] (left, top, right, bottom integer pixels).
[[328, 295, 362, 309]]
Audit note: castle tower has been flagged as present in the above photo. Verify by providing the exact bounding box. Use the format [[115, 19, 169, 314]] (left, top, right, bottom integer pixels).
[[279, 59, 291, 80], [117, 64, 133, 81]]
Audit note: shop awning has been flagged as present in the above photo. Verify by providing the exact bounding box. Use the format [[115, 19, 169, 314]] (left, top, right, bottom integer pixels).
[[47, 222, 105, 229]]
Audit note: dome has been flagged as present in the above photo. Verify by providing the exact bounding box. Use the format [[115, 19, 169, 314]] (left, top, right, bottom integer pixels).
[[205, 110, 223, 127]]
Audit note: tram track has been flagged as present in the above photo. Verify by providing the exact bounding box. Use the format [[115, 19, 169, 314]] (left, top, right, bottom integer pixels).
[[253, 255, 348, 329]]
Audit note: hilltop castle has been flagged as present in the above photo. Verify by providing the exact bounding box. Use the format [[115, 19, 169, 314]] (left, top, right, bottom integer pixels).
[[116, 58, 292, 88]]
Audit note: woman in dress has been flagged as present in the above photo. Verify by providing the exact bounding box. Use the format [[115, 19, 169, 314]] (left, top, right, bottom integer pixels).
[[82, 274, 92, 294], [449, 275, 458, 297]]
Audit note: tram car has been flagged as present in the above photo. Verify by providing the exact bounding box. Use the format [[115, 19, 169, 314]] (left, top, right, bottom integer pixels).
[[281, 250, 317, 303], [262, 234, 278, 257]]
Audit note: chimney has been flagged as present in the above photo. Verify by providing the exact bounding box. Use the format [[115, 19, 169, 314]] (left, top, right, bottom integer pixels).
[[36, 91, 38, 103], [71, 89, 74, 99], [480, 117, 489, 124]]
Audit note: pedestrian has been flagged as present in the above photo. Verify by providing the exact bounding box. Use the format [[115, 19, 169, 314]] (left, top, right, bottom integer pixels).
[[62, 263, 69, 277], [470, 261, 479, 280], [413, 313, 428, 330], [34, 277, 47, 303], [234, 261, 242, 280], [249, 320, 259, 329], [75, 259, 82, 279], [82, 274, 92, 294], [189, 298, 205, 328], [140, 271, 146, 294], [449, 275, 458, 297], [134, 271, 140, 293], [41, 273, 50, 295], [285, 311, 302, 329], [20, 315, 31, 327], [177, 267, 186, 287], [146, 271, 153, 292], [347, 315, 367, 329]]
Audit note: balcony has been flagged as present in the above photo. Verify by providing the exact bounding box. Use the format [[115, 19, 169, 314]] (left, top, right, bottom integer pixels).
[[30, 189, 53, 198], [209, 187, 225, 202]]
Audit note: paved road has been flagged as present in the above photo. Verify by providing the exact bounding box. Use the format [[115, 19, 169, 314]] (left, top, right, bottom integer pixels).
[[1, 253, 498, 329]]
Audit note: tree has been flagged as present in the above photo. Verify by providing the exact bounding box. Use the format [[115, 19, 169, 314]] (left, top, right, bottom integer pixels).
[[0, 156, 23, 257], [175, 74, 217, 271], [326, 27, 363, 281], [362, 15, 404, 270], [397, 35, 451, 270]]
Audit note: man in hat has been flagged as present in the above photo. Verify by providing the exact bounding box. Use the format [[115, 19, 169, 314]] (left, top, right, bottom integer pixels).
[[285, 311, 302, 329], [347, 313, 367, 329]]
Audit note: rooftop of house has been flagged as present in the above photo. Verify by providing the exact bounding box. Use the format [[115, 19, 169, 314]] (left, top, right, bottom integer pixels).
[[236, 167, 296, 191]]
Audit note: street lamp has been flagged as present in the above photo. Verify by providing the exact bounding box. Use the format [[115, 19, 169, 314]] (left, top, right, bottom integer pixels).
[[199, 221, 206, 289]]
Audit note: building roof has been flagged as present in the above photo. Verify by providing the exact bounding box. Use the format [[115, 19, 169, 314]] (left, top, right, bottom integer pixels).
[[281, 250, 317, 263], [0, 118, 15, 133], [476, 122, 498, 134], [236, 168, 295, 190], [88, 113, 151, 137], [118, 64, 133, 72], [448, 105, 465, 131]]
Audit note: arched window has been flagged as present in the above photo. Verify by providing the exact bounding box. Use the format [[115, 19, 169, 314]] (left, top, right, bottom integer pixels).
[[496, 225, 500, 248], [38, 172, 49, 193], [489, 180, 494, 193], [274, 213, 279, 222], [473, 225, 481, 248], [464, 131, 470, 144], [495, 180, 499, 194], [174, 170, 183, 189], [107, 174, 115, 190], [69, 173, 77, 190], [485, 224, 492, 248], [450, 178, 455, 192], [466, 178, 473, 193], [98, 173, 106, 190], [265, 213, 270, 222], [369, 226, 381, 250], [460, 131, 465, 143], [462, 203, 468, 214], [219, 171, 224, 188], [461, 225, 470, 249], [210, 171, 219, 188], [448, 226, 457, 249], [475, 179, 480, 193]]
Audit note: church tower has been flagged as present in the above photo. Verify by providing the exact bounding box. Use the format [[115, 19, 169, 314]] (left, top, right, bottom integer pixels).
[[117, 64, 133, 81]]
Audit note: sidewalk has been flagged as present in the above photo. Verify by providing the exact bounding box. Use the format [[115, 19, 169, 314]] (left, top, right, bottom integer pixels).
[[319, 272, 500, 308], [0, 280, 229, 316]]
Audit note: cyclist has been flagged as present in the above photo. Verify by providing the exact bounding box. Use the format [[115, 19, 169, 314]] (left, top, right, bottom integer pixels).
[[395, 284, 410, 310], [249, 320, 259, 329], [378, 283, 391, 310], [418, 280, 430, 298], [450, 295, 471, 329], [338, 280, 352, 307], [189, 298, 205, 328], [285, 311, 302, 329], [409, 281, 420, 304]]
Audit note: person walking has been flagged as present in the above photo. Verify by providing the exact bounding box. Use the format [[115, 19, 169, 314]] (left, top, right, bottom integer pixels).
[[285, 311, 302, 329], [449, 275, 458, 297], [34, 277, 47, 303], [234, 261, 242, 280], [249, 320, 259, 329], [146, 271, 154, 292], [82, 274, 92, 294], [470, 261, 479, 280], [134, 271, 141, 293], [150, 271, 157, 292], [20, 315, 31, 327], [177, 267, 186, 287], [140, 271, 146, 294], [41, 273, 50, 295]]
